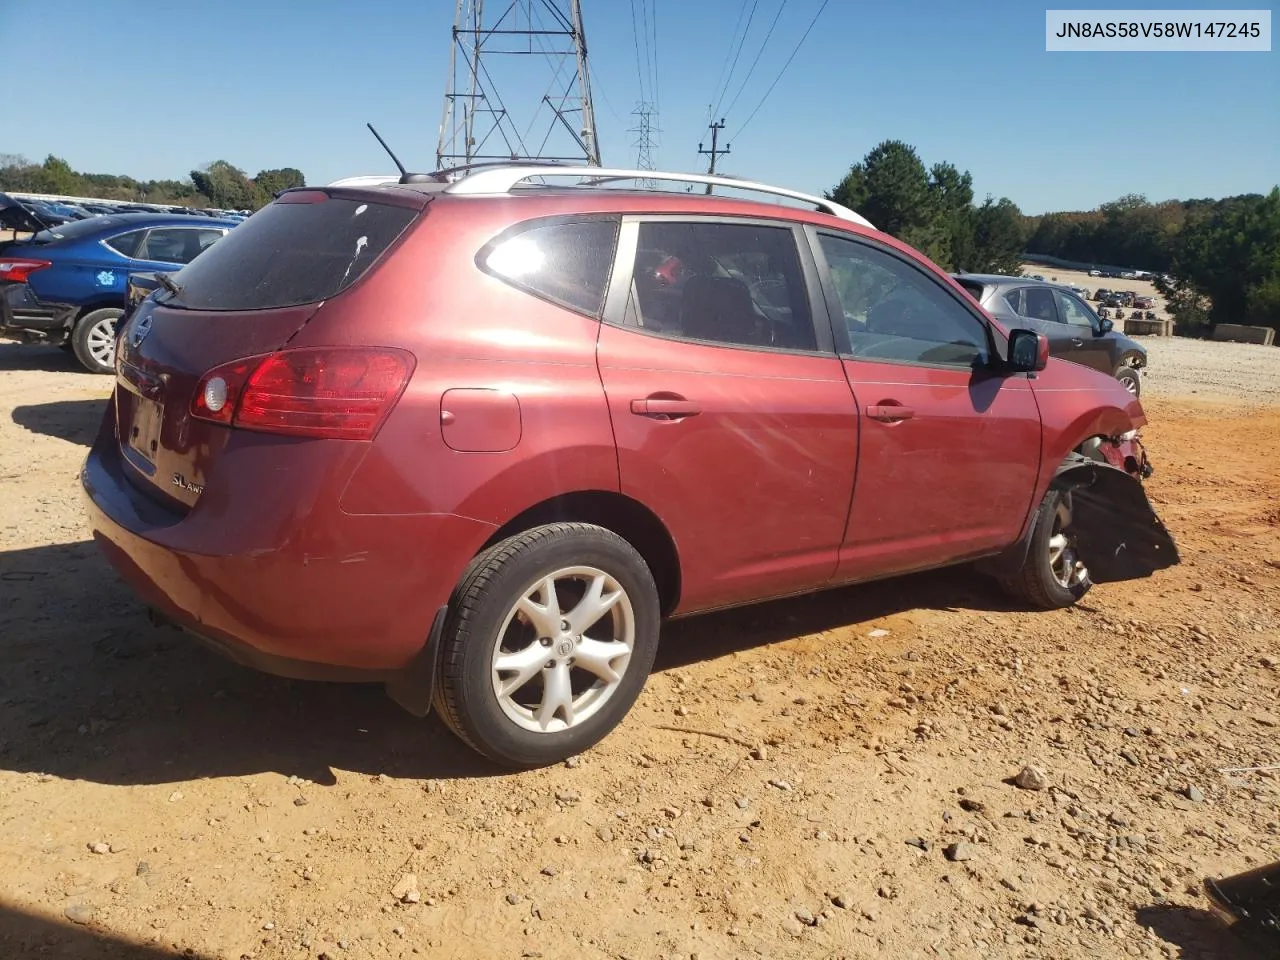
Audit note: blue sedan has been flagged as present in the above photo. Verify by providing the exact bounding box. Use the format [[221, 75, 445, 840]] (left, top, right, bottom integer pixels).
[[1, 200, 239, 372]]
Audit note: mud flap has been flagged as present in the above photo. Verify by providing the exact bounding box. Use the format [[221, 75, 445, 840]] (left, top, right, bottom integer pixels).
[[1054, 462, 1179, 583]]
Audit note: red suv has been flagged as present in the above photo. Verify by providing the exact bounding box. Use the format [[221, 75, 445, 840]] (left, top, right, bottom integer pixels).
[[82, 167, 1173, 768]]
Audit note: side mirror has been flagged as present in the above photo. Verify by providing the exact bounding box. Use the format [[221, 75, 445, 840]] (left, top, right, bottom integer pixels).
[[1099, 317, 1114, 334], [1008, 329, 1049, 372]]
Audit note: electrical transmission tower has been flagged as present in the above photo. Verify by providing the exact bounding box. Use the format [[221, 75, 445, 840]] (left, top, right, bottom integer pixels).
[[629, 101, 659, 187], [437, 0, 601, 169]]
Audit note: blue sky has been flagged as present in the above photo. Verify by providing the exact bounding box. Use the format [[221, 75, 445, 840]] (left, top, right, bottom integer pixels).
[[4, 0, 1276, 214]]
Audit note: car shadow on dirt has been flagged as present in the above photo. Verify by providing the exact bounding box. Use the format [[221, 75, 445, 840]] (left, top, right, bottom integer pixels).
[[1135, 904, 1274, 959], [0, 341, 93, 374], [12, 398, 106, 446], [0, 534, 1022, 788], [0, 903, 213, 960]]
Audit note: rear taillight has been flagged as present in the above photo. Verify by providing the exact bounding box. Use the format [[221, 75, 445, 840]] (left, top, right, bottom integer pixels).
[[191, 347, 414, 441], [0, 258, 52, 283]]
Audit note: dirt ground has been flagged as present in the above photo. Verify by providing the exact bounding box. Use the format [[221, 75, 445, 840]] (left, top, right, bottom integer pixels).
[[1, 340, 1278, 960]]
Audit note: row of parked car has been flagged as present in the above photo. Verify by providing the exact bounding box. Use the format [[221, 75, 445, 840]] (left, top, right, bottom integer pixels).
[[0, 192, 243, 372], [11, 194, 248, 227]]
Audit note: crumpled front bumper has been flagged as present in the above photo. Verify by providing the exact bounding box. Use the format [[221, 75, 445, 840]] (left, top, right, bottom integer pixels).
[[1055, 432, 1177, 583], [0, 282, 78, 341]]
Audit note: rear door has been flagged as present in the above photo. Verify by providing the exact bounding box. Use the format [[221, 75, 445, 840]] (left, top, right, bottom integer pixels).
[[112, 190, 423, 510], [810, 229, 1041, 581], [596, 216, 858, 613]]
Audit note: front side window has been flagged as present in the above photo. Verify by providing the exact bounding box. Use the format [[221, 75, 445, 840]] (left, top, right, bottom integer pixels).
[[482, 218, 619, 317], [1056, 291, 1098, 330], [620, 220, 816, 351], [818, 234, 990, 367]]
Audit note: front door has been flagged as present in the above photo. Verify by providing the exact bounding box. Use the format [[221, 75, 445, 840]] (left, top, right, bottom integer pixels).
[[810, 230, 1042, 581], [596, 217, 858, 613], [1053, 289, 1113, 373]]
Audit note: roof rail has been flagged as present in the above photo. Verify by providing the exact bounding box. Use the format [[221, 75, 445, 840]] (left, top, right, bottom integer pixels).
[[327, 175, 402, 187], [443, 166, 875, 228]]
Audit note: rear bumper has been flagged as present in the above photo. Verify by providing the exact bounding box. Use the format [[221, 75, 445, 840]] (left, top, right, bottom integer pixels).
[[0, 282, 78, 341], [80, 407, 496, 679]]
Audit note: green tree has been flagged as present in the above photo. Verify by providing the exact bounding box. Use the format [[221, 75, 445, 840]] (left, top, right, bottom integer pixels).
[[1176, 187, 1280, 331], [253, 167, 306, 199], [928, 161, 975, 270], [970, 196, 1026, 275], [190, 160, 259, 210], [829, 140, 934, 243]]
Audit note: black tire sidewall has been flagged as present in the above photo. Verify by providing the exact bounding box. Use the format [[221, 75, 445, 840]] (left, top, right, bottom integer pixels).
[[443, 527, 660, 768], [72, 308, 123, 374]]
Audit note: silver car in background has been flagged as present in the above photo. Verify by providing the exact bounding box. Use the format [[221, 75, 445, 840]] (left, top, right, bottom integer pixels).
[[952, 273, 1148, 396]]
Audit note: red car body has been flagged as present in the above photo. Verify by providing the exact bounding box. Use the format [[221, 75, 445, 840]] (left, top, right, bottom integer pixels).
[[82, 175, 1155, 742]]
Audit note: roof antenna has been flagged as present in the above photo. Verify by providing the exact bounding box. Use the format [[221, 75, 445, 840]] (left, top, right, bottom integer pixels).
[[366, 123, 434, 184]]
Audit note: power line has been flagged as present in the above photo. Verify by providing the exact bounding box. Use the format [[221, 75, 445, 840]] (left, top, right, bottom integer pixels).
[[713, 0, 759, 119], [707, 0, 752, 118], [721, 0, 787, 120], [628, 0, 648, 102], [649, 0, 660, 111], [732, 0, 830, 140]]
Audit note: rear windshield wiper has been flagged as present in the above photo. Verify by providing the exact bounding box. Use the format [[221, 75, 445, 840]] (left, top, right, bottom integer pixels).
[[155, 273, 183, 296]]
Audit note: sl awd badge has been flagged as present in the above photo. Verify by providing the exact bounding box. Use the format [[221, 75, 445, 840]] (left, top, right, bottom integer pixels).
[[171, 473, 204, 495]]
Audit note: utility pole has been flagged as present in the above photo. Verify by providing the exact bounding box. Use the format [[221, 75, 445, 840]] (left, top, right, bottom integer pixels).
[[697, 118, 729, 194], [437, 0, 601, 170]]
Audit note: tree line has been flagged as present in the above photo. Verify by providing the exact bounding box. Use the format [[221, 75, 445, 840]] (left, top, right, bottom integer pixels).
[[0, 155, 304, 211], [827, 139, 1280, 334], [1024, 190, 1280, 333]]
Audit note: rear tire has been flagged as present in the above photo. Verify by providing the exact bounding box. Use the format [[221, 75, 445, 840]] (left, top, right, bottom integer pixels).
[[434, 523, 661, 769], [71, 308, 123, 374], [1116, 365, 1141, 397], [997, 489, 1092, 610]]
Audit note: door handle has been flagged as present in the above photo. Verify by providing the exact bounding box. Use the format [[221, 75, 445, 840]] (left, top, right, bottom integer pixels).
[[866, 403, 915, 423], [1071, 338, 1084, 347], [630, 398, 701, 419]]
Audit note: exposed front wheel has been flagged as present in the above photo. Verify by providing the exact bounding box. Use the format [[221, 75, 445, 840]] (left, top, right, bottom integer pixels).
[[71, 308, 123, 374], [997, 489, 1092, 610], [1116, 365, 1141, 397], [434, 523, 661, 769]]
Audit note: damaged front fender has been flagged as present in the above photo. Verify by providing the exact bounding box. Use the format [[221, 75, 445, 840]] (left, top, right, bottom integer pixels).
[[1053, 445, 1178, 584]]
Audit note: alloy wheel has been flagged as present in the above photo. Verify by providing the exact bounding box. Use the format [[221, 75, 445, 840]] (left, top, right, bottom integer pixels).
[[490, 566, 635, 733]]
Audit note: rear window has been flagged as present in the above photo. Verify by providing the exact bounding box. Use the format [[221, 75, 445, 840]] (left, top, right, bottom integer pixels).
[[164, 194, 418, 310]]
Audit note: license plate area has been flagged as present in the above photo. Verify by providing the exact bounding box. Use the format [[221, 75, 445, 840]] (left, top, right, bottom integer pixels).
[[125, 396, 164, 472]]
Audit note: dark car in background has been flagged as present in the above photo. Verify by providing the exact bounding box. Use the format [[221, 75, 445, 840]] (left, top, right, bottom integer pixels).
[[953, 273, 1148, 395], [0, 195, 237, 372]]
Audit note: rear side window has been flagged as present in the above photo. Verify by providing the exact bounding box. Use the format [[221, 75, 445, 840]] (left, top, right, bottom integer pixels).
[[480, 218, 619, 317], [165, 194, 418, 310], [104, 230, 144, 257]]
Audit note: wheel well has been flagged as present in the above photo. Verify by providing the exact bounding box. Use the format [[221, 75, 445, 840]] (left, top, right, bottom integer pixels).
[[1118, 351, 1145, 371], [481, 491, 682, 616]]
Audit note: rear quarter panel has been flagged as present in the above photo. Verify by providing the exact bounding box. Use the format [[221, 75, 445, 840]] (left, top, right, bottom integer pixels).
[[298, 198, 620, 527]]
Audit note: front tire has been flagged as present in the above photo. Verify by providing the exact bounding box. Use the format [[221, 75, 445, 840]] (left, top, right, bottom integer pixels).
[[434, 523, 661, 769], [997, 489, 1092, 610], [71, 308, 123, 374], [1116, 365, 1141, 397]]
